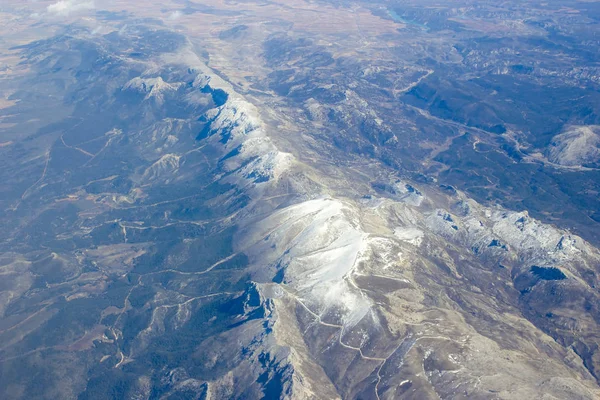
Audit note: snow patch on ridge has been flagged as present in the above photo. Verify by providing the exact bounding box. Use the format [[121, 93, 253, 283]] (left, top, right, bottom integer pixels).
[[141, 154, 180, 182], [201, 98, 294, 188], [136, 47, 297, 194], [242, 198, 372, 328], [124, 76, 183, 103], [421, 196, 600, 279], [547, 125, 600, 167], [394, 227, 424, 247]]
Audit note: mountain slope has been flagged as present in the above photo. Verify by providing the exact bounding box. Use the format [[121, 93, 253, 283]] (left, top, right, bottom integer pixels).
[[0, 6, 599, 400]]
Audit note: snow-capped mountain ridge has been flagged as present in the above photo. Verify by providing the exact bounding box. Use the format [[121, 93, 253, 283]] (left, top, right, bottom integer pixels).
[[181, 53, 600, 397]]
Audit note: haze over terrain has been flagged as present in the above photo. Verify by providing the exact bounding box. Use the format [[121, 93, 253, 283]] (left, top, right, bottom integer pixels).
[[0, 0, 599, 399]]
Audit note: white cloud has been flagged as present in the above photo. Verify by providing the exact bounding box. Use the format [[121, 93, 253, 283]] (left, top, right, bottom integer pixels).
[[168, 10, 183, 20], [47, 0, 95, 17]]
